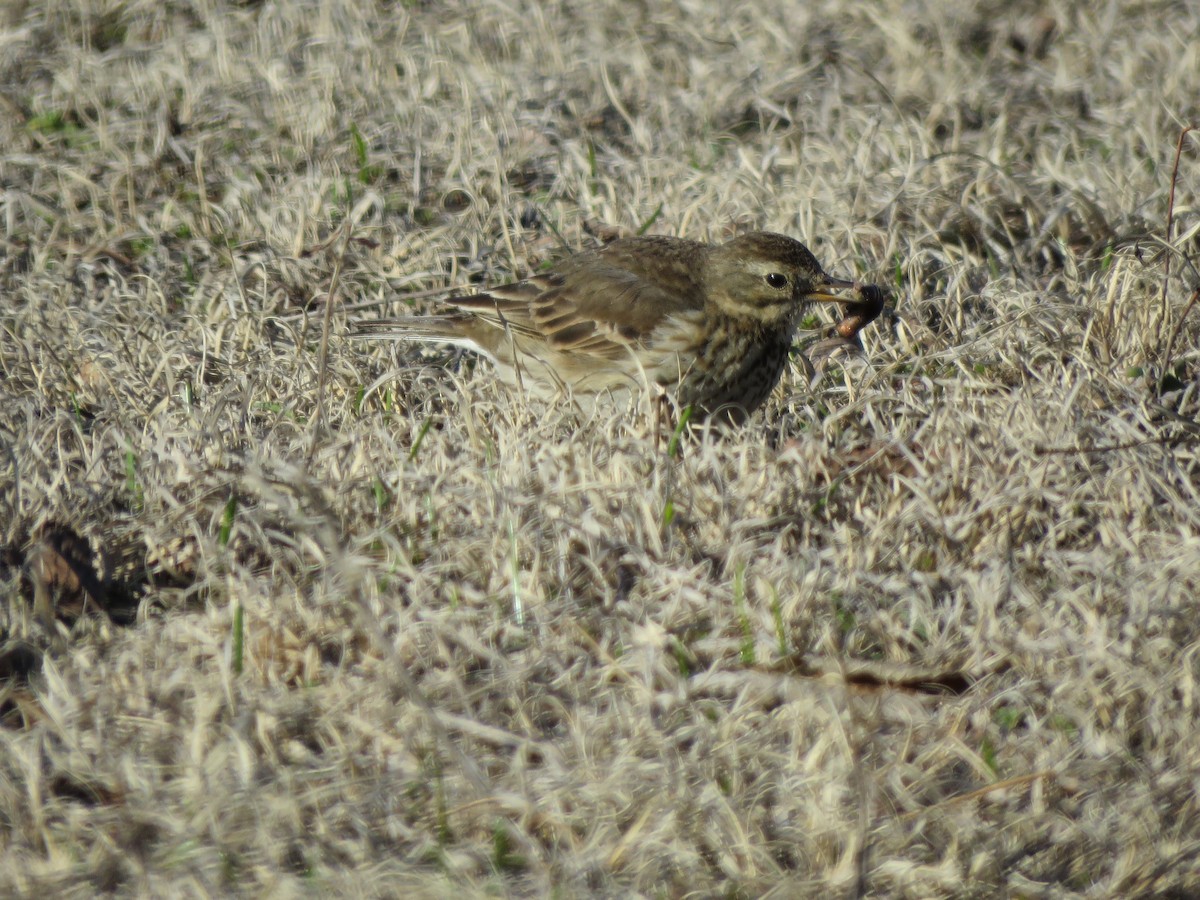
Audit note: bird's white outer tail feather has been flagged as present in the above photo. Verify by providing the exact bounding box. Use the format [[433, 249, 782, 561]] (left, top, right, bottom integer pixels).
[[350, 318, 493, 360]]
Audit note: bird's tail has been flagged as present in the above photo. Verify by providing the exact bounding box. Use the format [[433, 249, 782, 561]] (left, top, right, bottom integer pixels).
[[348, 316, 485, 354]]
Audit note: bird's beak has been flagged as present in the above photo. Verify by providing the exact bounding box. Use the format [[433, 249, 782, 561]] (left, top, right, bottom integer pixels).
[[803, 275, 859, 304], [804, 277, 889, 338], [804, 276, 887, 317]]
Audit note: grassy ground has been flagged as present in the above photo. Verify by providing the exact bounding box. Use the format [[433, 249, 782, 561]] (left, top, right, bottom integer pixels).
[[2, 0, 1199, 896]]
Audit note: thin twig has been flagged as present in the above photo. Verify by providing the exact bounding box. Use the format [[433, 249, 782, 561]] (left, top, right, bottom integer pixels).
[[309, 220, 352, 455], [1163, 287, 1200, 385], [1034, 432, 1190, 456], [1160, 125, 1195, 352], [899, 771, 1056, 820]]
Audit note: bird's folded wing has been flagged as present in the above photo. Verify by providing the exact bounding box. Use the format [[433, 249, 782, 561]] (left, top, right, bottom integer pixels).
[[450, 265, 696, 359]]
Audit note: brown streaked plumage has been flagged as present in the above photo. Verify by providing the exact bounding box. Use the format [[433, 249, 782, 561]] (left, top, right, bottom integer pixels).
[[352, 231, 884, 424]]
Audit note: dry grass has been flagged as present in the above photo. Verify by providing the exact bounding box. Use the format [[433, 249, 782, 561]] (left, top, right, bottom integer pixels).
[[2, 0, 1200, 896]]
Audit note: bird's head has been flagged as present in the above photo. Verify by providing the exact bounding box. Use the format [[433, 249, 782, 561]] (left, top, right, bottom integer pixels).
[[703, 231, 859, 327]]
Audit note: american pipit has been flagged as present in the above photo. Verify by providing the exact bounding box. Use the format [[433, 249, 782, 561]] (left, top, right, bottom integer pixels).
[[353, 231, 884, 424]]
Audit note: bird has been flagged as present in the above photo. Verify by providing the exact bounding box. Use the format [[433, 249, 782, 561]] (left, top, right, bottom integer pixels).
[[351, 231, 883, 425]]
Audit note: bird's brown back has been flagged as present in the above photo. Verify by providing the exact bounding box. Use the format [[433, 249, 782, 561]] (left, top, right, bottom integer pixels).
[[446, 235, 712, 360]]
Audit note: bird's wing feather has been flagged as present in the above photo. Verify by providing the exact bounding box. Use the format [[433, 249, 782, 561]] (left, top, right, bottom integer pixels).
[[350, 237, 707, 361], [445, 262, 700, 359]]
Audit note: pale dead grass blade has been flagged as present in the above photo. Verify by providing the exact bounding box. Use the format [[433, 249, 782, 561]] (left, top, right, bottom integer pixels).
[[2, 0, 1200, 897]]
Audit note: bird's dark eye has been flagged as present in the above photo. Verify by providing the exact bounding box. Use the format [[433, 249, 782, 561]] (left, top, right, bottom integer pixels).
[[765, 272, 788, 289]]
